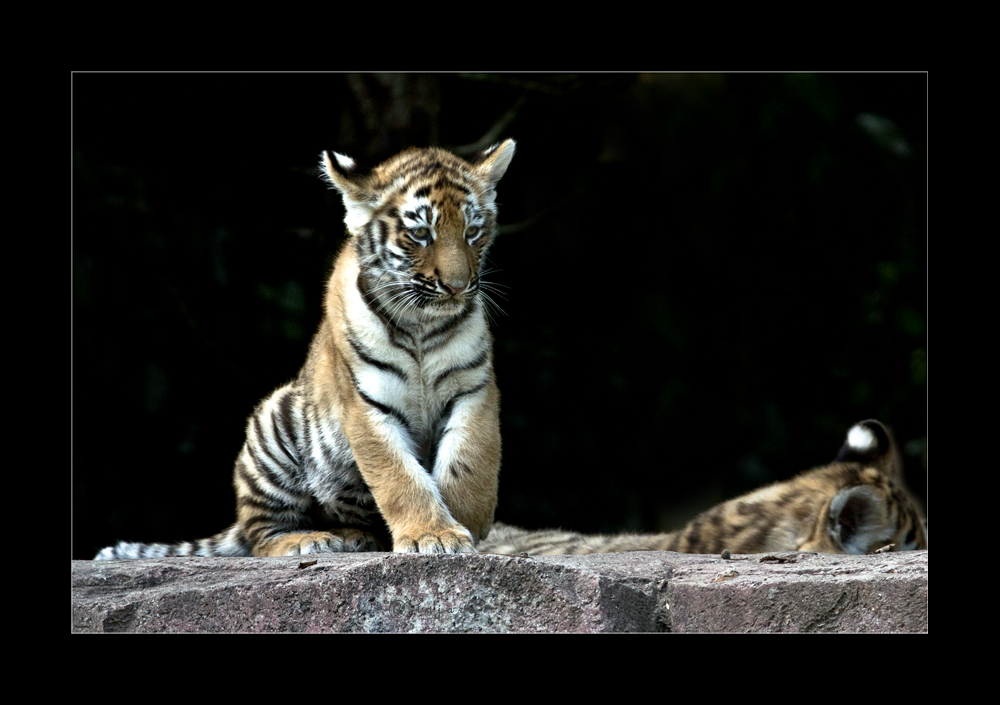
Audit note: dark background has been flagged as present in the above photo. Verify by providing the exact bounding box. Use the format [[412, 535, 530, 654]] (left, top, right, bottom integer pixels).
[[73, 73, 927, 559]]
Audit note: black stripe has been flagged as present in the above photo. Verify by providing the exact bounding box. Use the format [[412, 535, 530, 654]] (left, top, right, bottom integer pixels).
[[237, 494, 290, 516], [544, 536, 584, 554], [220, 529, 251, 557], [364, 219, 376, 256], [735, 519, 773, 554], [397, 164, 468, 196], [682, 517, 704, 552], [340, 350, 412, 435], [236, 450, 307, 513], [271, 397, 300, 476], [333, 488, 378, 515], [357, 272, 390, 322], [357, 389, 413, 435], [383, 248, 406, 266], [433, 347, 489, 389], [356, 273, 419, 359], [421, 299, 476, 351], [334, 491, 368, 509], [310, 400, 356, 474], [431, 380, 490, 458], [378, 219, 389, 249], [251, 413, 300, 486], [243, 516, 280, 546], [662, 532, 682, 552], [432, 176, 470, 195], [241, 513, 276, 545], [277, 388, 299, 448], [235, 457, 270, 504], [907, 507, 920, 537], [243, 509, 314, 545], [444, 379, 488, 412], [301, 401, 323, 462], [302, 403, 334, 466], [347, 332, 408, 382]]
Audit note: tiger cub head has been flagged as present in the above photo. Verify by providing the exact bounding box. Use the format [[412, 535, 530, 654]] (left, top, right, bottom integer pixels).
[[320, 140, 516, 320], [800, 419, 927, 554]]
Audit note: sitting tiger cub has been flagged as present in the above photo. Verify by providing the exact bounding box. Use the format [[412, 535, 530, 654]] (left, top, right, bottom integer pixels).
[[95, 140, 517, 559], [479, 420, 927, 556]]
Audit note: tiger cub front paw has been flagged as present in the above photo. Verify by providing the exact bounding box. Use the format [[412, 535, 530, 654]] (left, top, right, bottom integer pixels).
[[392, 525, 477, 554], [257, 529, 384, 556]]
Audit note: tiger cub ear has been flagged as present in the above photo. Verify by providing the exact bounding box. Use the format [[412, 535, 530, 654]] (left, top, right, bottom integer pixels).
[[827, 485, 893, 554], [473, 138, 517, 186], [320, 150, 376, 235]]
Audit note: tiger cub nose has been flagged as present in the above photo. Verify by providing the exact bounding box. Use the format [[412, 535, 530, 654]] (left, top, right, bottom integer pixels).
[[440, 279, 468, 295]]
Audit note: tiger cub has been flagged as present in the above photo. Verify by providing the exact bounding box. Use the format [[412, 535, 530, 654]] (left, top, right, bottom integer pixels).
[[95, 140, 517, 559], [479, 420, 927, 556]]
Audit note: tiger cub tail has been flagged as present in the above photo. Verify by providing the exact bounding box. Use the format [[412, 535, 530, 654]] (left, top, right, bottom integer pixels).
[[479, 522, 678, 556], [834, 418, 902, 479], [93, 523, 252, 560]]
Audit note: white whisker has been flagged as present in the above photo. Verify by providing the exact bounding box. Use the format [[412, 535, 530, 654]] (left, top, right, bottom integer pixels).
[[479, 290, 507, 325], [478, 281, 510, 300]]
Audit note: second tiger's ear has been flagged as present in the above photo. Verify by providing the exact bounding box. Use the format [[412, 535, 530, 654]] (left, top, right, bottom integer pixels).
[[320, 150, 377, 235], [473, 139, 516, 186]]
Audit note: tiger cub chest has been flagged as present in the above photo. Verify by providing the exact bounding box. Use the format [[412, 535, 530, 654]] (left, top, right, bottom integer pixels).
[[347, 298, 492, 448]]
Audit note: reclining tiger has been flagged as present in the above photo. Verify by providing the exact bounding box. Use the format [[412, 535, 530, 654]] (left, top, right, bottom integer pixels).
[[95, 140, 517, 559], [478, 419, 927, 556]]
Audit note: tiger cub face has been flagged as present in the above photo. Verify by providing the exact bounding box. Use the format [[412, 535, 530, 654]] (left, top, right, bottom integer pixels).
[[322, 142, 514, 321]]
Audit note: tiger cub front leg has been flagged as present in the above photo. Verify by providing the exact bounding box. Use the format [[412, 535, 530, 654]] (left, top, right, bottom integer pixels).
[[431, 378, 501, 545], [343, 403, 484, 554]]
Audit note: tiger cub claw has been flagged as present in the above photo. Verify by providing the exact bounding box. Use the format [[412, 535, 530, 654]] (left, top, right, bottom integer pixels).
[[393, 526, 477, 554]]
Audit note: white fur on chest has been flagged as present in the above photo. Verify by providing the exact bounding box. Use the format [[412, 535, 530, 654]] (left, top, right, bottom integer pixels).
[[343, 268, 490, 436]]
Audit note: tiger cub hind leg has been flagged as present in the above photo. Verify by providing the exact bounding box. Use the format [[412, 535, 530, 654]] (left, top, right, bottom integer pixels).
[[254, 528, 384, 557]]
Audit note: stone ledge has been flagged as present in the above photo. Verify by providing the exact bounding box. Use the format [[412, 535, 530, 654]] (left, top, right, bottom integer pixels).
[[71, 550, 927, 633]]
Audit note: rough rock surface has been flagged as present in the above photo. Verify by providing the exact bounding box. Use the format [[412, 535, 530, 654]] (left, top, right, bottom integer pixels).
[[71, 550, 927, 633]]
